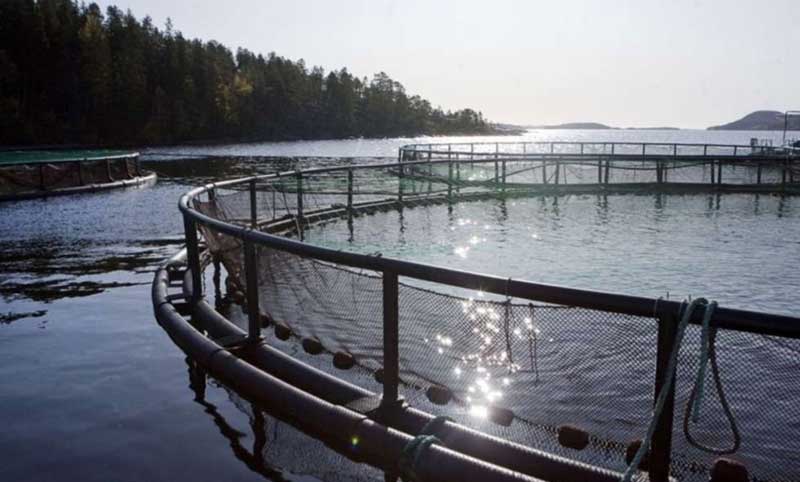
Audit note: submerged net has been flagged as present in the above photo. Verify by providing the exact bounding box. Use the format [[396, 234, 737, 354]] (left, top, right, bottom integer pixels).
[[194, 162, 800, 482]]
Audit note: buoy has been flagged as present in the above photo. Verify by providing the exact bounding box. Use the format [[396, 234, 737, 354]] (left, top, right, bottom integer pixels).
[[274, 324, 292, 340], [260, 314, 271, 327], [224, 276, 236, 293], [488, 406, 514, 427], [302, 337, 324, 355], [557, 425, 589, 450], [710, 458, 749, 482], [625, 439, 648, 469], [425, 385, 452, 405], [231, 290, 245, 305], [333, 351, 355, 369], [374, 368, 384, 384]]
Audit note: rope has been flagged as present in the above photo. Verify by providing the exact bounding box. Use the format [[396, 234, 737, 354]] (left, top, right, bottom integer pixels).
[[398, 416, 452, 482], [622, 297, 732, 481], [682, 322, 742, 454]]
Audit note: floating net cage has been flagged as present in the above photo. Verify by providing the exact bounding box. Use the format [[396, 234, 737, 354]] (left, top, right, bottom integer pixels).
[[0, 152, 144, 199], [187, 144, 800, 482]]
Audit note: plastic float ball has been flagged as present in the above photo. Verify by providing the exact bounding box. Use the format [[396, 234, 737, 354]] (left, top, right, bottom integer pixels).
[[231, 290, 245, 305], [624, 439, 648, 469], [273, 324, 292, 340], [488, 406, 514, 427], [260, 314, 271, 327], [710, 458, 749, 482], [425, 385, 453, 405], [302, 337, 324, 355], [557, 425, 589, 450], [333, 351, 355, 370], [224, 276, 236, 293]]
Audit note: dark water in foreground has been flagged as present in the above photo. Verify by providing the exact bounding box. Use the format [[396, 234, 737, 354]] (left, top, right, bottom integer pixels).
[[0, 156, 382, 482]]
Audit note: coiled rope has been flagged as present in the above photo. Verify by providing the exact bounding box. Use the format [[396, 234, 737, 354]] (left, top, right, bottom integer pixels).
[[398, 416, 452, 482], [622, 298, 740, 481]]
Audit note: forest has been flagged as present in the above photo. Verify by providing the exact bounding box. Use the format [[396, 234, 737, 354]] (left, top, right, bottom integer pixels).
[[0, 0, 496, 146]]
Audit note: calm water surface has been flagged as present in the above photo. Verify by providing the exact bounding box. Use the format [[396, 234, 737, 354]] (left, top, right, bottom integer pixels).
[[1, 129, 797, 481]]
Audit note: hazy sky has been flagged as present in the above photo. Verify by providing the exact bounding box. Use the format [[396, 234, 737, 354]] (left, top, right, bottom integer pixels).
[[93, 0, 799, 128]]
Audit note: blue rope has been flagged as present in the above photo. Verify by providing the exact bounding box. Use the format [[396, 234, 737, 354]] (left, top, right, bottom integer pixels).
[[398, 416, 453, 482], [622, 298, 715, 482], [690, 301, 717, 422]]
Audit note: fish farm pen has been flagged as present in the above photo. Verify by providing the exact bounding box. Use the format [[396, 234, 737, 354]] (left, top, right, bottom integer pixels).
[[0, 150, 155, 202], [153, 141, 800, 482]]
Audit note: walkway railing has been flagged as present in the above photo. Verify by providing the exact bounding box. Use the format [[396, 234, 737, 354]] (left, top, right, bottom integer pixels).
[[178, 151, 800, 482]]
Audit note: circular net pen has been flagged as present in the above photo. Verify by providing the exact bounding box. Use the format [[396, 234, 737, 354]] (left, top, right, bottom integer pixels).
[[165, 143, 800, 482], [0, 150, 155, 201]]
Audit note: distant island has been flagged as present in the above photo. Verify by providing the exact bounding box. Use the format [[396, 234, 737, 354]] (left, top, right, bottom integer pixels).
[[527, 122, 679, 130], [708, 110, 799, 131]]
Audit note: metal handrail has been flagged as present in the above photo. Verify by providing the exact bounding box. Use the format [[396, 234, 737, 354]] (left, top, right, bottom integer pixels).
[[179, 161, 800, 338]]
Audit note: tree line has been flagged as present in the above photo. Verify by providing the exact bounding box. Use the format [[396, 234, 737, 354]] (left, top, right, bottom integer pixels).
[[0, 0, 497, 146]]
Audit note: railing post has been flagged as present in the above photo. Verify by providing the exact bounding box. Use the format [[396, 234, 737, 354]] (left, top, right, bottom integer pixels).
[[782, 160, 787, 187], [604, 159, 610, 184], [554, 160, 560, 185], [347, 168, 354, 213], [249, 179, 258, 228], [382, 271, 399, 406], [542, 159, 548, 184], [76, 161, 84, 185], [447, 161, 453, 201], [494, 143, 499, 183], [183, 213, 203, 304], [717, 160, 723, 185], [650, 314, 678, 482], [757, 162, 762, 184], [296, 171, 304, 240], [455, 157, 461, 194], [106, 159, 113, 182], [501, 158, 507, 190], [597, 160, 602, 184], [710, 160, 716, 184], [398, 159, 405, 204], [243, 238, 261, 342]]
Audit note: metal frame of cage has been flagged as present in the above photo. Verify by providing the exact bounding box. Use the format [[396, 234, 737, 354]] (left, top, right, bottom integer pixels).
[[161, 143, 800, 482]]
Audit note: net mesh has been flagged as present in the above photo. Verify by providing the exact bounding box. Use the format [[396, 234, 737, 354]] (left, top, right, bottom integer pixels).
[[0, 158, 142, 197], [194, 162, 800, 482]]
